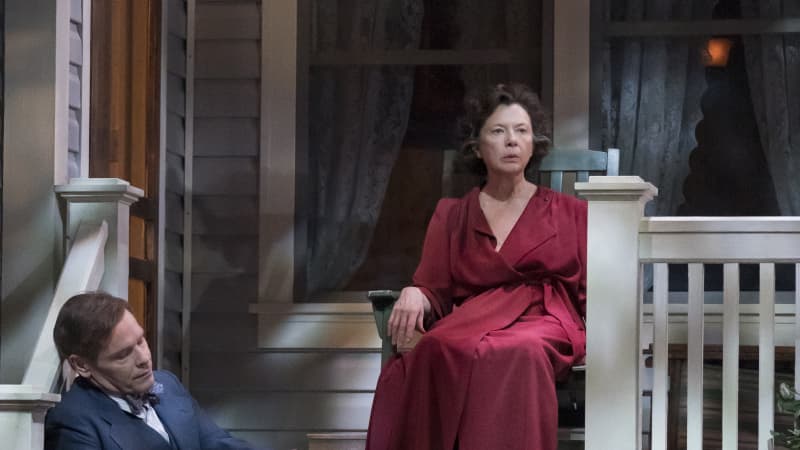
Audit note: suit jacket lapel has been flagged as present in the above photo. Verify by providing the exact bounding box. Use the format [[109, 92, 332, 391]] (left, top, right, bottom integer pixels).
[[154, 382, 198, 450], [108, 415, 174, 450], [75, 381, 172, 450]]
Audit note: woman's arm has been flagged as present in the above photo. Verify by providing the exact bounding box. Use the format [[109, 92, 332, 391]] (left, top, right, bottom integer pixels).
[[387, 199, 457, 345], [387, 286, 431, 346]]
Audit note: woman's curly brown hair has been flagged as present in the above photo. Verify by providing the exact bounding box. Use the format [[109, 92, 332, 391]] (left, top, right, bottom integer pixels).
[[456, 83, 552, 179]]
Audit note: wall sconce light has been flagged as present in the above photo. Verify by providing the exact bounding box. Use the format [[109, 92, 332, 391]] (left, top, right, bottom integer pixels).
[[702, 37, 733, 67]]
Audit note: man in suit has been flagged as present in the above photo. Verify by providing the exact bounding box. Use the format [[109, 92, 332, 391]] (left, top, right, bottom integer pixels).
[[45, 292, 263, 450]]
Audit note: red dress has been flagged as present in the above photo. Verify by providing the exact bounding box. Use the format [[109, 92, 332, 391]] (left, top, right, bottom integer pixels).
[[366, 186, 587, 450]]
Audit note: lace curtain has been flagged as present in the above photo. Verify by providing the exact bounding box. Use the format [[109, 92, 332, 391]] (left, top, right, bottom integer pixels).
[[602, 1, 715, 216], [305, 1, 424, 295], [741, 0, 800, 215]]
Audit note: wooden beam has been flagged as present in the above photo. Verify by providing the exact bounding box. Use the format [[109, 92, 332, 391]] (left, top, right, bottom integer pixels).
[[130, 257, 155, 283], [109, 0, 131, 179], [89, 0, 111, 177], [90, 0, 162, 357], [310, 49, 538, 66], [259, 0, 296, 303], [606, 18, 800, 38], [130, 197, 157, 221]]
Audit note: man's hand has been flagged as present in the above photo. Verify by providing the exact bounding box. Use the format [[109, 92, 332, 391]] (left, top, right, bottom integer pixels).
[[387, 287, 431, 347]]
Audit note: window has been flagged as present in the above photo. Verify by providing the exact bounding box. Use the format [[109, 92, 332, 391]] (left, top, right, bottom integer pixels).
[[296, 0, 544, 299], [598, 0, 799, 292], [598, 0, 800, 218]]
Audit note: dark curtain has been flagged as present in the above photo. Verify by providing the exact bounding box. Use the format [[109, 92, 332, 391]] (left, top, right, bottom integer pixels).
[[741, 0, 800, 215], [306, 1, 424, 295], [454, 0, 539, 91], [602, 0, 715, 215]]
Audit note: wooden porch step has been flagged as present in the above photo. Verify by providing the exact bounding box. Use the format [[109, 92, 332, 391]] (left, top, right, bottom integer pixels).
[[307, 429, 587, 450], [308, 432, 367, 450]]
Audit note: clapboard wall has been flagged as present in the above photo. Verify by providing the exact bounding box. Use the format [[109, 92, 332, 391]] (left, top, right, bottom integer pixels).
[[188, 0, 263, 443], [189, 0, 260, 353], [163, 0, 188, 378], [67, 0, 86, 179], [185, 3, 382, 449]]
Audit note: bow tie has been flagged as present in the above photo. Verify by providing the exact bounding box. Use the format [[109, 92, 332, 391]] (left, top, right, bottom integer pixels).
[[124, 382, 164, 415]]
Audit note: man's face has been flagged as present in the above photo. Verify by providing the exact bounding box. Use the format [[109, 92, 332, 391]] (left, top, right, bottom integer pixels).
[[73, 310, 154, 396]]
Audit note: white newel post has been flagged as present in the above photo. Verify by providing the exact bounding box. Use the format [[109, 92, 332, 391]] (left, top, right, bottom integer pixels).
[[0, 179, 143, 450], [0, 386, 59, 450], [575, 176, 657, 450], [55, 178, 144, 299]]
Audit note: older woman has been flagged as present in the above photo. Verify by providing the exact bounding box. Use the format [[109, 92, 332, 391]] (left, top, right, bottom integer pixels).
[[366, 83, 587, 450]]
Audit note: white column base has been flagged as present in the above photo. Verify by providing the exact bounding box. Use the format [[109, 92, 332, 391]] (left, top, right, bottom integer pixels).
[[0, 385, 60, 450]]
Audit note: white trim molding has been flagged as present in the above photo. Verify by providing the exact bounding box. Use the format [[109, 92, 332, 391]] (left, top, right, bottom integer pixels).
[[55, 178, 144, 298], [0, 385, 60, 450], [259, 0, 297, 304], [180, 0, 197, 386], [53, 0, 71, 185], [552, 0, 590, 149], [80, 0, 92, 177], [249, 303, 381, 350]]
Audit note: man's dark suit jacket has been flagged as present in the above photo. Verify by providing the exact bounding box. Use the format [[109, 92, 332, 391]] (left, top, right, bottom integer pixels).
[[45, 370, 259, 450]]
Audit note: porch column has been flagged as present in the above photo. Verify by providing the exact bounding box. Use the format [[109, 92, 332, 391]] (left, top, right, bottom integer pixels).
[[55, 178, 144, 299], [0, 385, 59, 450], [575, 176, 657, 450]]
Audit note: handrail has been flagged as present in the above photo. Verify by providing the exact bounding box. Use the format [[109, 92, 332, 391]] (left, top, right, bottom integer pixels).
[[21, 220, 108, 392], [577, 176, 800, 450], [0, 178, 139, 450]]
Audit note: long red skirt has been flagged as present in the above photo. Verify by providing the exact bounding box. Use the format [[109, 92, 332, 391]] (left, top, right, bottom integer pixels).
[[366, 292, 579, 450]]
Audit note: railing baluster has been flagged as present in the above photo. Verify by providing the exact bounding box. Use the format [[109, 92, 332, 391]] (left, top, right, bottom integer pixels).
[[651, 263, 669, 450], [687, 263, 705, 450], [759, 263, 775, 450], [722, 263, 740, 450], [549, 171, 563, 192]]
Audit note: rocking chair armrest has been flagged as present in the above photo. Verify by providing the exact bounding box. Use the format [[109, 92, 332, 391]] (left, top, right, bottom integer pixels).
[[368, 289, 400, 310], [367, 290, 400, 365]]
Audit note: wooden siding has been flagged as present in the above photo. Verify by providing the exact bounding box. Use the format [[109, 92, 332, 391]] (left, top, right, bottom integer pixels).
[[67, 0, 84, 178], [192, 196, 258, 235], [163, 0, 188, 377], [191, 0, 263, 437], [193, 157, 258, 195], [191, 272, 257, 312], [194, 391, 373, 430], [196, 2, 260, 40], [194, 118, 259, 156], [190, 352, 381, 392], [195, 79, 259, 117], [188, 3, 385, 449]]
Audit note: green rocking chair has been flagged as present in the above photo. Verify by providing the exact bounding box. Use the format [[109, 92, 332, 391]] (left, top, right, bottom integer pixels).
[[367, 148, 620, 438]]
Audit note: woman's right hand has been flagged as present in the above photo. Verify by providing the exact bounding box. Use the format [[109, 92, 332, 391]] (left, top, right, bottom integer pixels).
[[387, 286, 431, 347]]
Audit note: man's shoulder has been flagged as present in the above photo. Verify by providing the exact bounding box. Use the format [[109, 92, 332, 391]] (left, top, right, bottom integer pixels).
[[152, 370, 195, 404], [153, 369, 188, 393], [153, 369, 180, 385], [47, 379, 104, 423]]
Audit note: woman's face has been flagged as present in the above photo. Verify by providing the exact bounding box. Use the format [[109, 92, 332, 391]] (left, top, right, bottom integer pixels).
[[476, 103, 534, 179]]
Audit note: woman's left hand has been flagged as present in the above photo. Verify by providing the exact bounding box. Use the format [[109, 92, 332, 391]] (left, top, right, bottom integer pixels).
[[387, 286, 431, 347]]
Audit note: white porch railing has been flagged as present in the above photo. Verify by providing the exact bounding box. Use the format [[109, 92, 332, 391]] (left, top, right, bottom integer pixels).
[[22, 221, 108, 391], [0, 178, 142, 450], [578, 176, 800, 450]]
